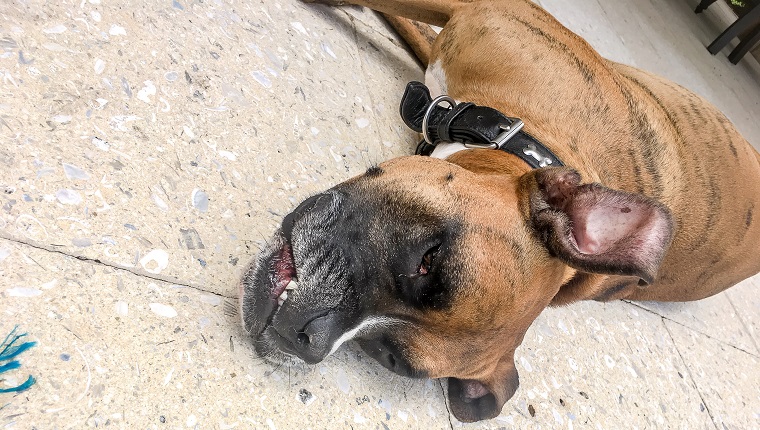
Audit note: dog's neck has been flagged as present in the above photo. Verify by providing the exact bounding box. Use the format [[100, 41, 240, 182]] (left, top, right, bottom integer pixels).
[[431, 142, 468, 159], [402, 81, 564, 169]]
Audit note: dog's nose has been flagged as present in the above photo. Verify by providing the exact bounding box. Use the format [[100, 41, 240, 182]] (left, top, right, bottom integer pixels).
[[273, 312, 341, 364], [281, 193, 333, 242]]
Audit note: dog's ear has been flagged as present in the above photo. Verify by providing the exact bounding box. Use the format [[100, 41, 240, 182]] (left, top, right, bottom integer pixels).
[[447, 353, 519, 422], [520, 167, 674, 285]]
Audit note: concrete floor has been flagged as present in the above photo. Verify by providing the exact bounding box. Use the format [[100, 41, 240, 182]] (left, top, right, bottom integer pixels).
[[1, 0, 759, 428]]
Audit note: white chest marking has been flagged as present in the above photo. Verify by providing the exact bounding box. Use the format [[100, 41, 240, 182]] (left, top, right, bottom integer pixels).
[[424, 60, 469, 160], [425, 59, 448, 98]]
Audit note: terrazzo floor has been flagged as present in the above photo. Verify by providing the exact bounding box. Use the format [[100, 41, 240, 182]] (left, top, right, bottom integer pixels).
[[1, 0, 759, 428]]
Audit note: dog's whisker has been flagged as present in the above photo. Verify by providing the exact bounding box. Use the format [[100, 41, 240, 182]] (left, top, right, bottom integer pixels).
[[223, 299, 239, 317]]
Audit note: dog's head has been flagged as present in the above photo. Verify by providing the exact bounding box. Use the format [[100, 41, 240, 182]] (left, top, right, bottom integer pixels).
[[240, 152, 673, 422]]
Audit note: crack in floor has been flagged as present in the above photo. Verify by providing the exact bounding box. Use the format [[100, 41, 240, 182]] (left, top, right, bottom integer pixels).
[[438, 379, 455, 430], [724, 292, 760, 354], [623, 301, 760, 358], [661, 319, 720, 430], [0, 231, 234, 299]]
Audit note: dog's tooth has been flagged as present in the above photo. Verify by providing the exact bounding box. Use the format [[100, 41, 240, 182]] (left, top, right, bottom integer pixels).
[[276, 290, 288, 307], [285, 280, 298, 290]]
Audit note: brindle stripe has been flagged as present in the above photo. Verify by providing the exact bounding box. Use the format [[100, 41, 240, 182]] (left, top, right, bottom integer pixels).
[[453, 10, 611, 120], [676, 93, 700, 125], [688, 158, 716, 244], [687, 97, 736, 162], [412, 19, 438, 46], [524, 1, 556, 24], [614, 82, 665, 198], [692, 169, 722, 247], [438, 19, 461, 65], [625, 74, 685, 140], [715, 116, 739, 159], [622, 74, 702, 200], [746, 204, 755, 229], [675, 94, 716, 235], [568, 137, 580, 153], [626, 148, 645, 194], [679, 98, 699, 122], [691, 99, 724, 245], [624, 74, 734, 242], [735, 202, 756, 244], [512, 17, 596, 84], [688, 100, 708, 126]]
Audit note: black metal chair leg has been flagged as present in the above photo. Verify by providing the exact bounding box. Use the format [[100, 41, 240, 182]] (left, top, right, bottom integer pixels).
[[695, 0, 718, 14], [728, 24, 760, 64], [707, 4, 760, 55]]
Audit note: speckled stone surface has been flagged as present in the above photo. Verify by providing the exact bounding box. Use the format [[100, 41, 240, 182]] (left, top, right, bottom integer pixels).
[[635, 291, 758, 356], [0, 238, 451, 428], [2, 0, 760, 428], [666, 320, 760, 429], [0, 0, 420, 298], [459, 301, 715, 429], [724, 277, 760, 353]]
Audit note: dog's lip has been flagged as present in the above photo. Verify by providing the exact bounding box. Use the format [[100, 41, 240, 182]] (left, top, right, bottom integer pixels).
[[270, 242, 297, 300]]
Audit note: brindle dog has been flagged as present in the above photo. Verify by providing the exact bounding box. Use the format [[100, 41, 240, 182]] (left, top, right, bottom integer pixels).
[[240, 0, 760, 422]]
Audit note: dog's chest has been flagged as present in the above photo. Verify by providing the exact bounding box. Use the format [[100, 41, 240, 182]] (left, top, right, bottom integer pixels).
[[425, 60, 448, 98]]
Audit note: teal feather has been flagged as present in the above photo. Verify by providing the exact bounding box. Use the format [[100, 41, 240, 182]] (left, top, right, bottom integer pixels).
[[0, 361, 21, 373], [0, 326, 36, 394], [0, 376, 35, 394]]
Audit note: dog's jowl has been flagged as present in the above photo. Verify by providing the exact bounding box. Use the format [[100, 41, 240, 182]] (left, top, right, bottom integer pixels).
[[240, 0, 760, 422]]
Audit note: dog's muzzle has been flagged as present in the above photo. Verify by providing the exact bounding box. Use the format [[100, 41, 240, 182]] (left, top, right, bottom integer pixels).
[[241, 192, 362, 364]]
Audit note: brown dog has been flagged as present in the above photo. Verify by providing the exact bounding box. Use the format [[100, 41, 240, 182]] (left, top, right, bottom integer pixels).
[[239, 0, 760, 422]]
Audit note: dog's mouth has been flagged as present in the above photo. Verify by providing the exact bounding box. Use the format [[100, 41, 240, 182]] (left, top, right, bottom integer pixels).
[[238, 232, 302, 342], [269, 242, 298, 309]]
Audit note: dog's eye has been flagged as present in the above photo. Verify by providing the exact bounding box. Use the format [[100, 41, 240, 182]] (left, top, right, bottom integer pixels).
[[417, 245, 440, 276], [395, 242, 450, 309]]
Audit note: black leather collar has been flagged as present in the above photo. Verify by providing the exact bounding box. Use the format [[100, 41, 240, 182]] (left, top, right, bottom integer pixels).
[[399, 81, 564, 169]]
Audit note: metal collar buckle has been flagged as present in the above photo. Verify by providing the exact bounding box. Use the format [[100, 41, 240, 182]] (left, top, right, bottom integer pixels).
[[421, 95, 457, 146], [493, 119, 524, 148], [421, 95, 524, 150], [462, 120, 524, 149]]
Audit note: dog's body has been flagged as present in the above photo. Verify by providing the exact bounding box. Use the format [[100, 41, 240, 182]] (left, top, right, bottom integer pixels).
[[421, 0, 760, 304], [241, 0, 760, 422]]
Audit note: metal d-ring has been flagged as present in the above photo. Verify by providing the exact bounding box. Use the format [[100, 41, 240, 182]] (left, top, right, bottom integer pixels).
[[421, 95, 457, 145]]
